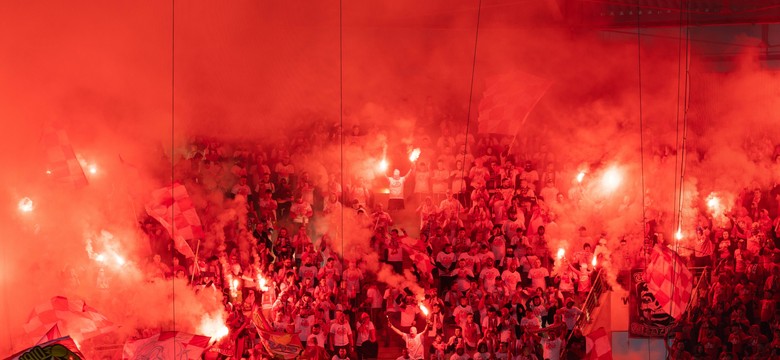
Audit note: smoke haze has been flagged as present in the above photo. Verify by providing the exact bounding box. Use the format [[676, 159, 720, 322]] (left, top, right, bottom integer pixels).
[[2, 0, 780, 356]]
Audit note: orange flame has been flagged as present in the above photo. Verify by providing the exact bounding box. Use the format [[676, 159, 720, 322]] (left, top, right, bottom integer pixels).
[[706, 193, 721, 214], [198, 313, 230, 342], [601, 167, 621, 191], [257, 274, 269, 291], [18, 197, 34, 213], [409, 148, 421, 162], [378, 159, 389, 172], [419, 303, 430, 316]]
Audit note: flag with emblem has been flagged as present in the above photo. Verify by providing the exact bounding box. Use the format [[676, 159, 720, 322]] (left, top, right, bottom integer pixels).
[[252, 308, 302, 359], [478, 70, 552, 136], [643, 244, 693, 320], [122, 331, 212, 360], [4, 336, 85, 360], [145, 183, 203, 258], [23, 296, 114, 344], [585, 327, 612, 360], [42, 127, 88, 187]]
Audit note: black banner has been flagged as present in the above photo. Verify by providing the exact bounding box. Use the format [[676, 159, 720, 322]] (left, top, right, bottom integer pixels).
[[628, 268, 675, 338]]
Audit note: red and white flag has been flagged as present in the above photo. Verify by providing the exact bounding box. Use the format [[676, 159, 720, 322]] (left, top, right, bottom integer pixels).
[[23, 296, 114, 344], [644, 244, 693, 320], [585, 327, 612, 360], [478, 70, 552, 136], [145, 183, 203, 258], [42, 127, 88, 187], [35, 324, 62, 345], [123, 331, 211, 360]]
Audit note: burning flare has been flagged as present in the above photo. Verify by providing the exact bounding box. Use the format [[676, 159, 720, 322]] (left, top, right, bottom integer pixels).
[[706, 193, 721, 214], [576, 171, 585, 183], [601, 167, 621, 191], [556, 248, 566, 260], [591, 256, 597, 267], [675, 229, 683, 241], [198, 313, 230, 343], [18, 197, 34, 213], [409, 148, 421, 162], [257, 274, 269, 292], [419, 303, 430, 317], [378, 159, 389, 172]]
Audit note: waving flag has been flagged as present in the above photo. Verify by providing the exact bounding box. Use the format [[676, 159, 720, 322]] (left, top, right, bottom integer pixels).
[[643, 245, 693, 320], [123, 331, 211, 360], [35, 324, 62, 345], [478, 70, 552, 136], [585, 327, 612, 360], [42, 127, 88, 187], [252, 308, 303, 359], [145, 183, 203, 257], [4, 336, 85, 360], [23, 296, 114, 345]]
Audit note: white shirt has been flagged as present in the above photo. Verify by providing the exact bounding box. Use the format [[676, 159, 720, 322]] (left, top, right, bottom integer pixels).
[[295, 315, 316, 341], [541, 337, 562, 360], [388, 176, 407, 199], [356, 321, 375, 344], [329, 322, 353, 347], [403, 333, 425, 360]]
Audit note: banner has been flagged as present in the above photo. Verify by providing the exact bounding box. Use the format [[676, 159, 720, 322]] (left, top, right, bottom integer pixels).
[[252, 309, 302, 359], [24, 296, 114, 344], [122, 331, 211, 360], [4, 336, 84, 360], [145, 183, 203, 257], [585, 327, 612, 360], [644, 244, 693, 320], [628, 269, 675, 338]]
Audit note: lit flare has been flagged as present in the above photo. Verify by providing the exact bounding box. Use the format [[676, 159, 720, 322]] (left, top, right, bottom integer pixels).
[[18, 197, 34, 213], [198, 313, 230, 343], [556, 248, 566, 260], [257, 274, 269, 292], [409, 148, 421, 162], [419, 303, 430, 317], [591, 256, 597, 267], [601, 167, 621, 191], [576, 172, 585, 183], [706, 194, 721, 214]]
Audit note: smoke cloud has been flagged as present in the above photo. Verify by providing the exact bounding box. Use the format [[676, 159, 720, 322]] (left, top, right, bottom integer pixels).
[[2, 0, 780, 356]]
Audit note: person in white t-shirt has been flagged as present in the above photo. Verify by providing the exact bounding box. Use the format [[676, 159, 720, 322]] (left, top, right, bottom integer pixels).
[[295, 309, 317, 346], [540, 329, 564, 360], [527, 259, 549, 291], [387, 166, 414, 211], [387, 316, 429, 360], [329, 311, 354, 354]]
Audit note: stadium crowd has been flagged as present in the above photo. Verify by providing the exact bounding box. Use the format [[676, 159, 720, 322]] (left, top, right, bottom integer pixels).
[[135, 119, 780, 360]]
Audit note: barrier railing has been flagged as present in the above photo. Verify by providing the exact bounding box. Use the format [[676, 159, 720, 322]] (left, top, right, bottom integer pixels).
[[560, 268, 607, 359], [559, 264, 712, 359]]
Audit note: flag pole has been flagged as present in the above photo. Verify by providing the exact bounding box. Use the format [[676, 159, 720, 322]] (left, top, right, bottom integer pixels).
[[190, 239, 201, 284]]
